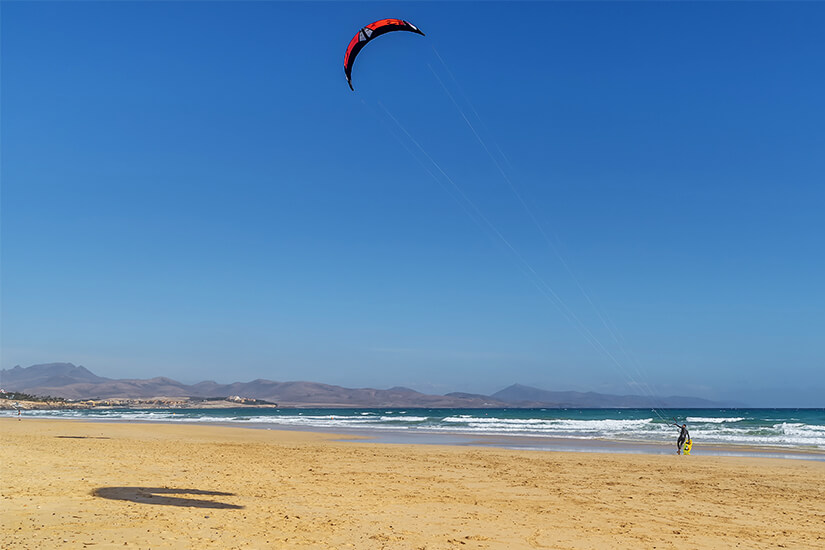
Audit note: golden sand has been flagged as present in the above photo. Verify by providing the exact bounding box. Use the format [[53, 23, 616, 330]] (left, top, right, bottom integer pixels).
[[1, 418, 824, 549]]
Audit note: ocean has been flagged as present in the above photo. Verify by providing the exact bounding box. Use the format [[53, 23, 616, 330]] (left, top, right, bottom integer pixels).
[[7, 407, 824, 458]]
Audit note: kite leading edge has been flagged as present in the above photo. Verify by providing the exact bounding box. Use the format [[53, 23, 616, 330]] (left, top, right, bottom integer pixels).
[[344, 19, 425, 90]]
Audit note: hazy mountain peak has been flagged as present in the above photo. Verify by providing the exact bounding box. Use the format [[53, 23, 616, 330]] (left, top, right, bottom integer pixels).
[[1, 364, 737, 408]]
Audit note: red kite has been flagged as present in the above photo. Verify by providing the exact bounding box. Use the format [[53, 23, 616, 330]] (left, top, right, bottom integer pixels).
[[344, 19, 425, 90]]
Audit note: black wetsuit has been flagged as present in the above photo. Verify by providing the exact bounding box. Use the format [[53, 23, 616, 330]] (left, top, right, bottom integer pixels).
[[676, 425, 689, 451]]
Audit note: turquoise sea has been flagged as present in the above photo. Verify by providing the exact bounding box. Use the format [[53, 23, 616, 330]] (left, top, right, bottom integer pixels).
[[7, 407, 824, 458]]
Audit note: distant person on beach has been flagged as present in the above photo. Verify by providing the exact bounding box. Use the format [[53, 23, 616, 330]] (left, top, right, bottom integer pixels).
[[673, 423, 689, 454]]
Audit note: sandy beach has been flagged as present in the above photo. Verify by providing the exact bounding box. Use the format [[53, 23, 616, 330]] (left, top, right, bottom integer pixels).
[[2, 419, 824, 549]]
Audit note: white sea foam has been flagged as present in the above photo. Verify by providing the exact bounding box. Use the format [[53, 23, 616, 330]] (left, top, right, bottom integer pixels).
[[550, 418, 654, 430], [443, 416, 550, 425], [429, 417, 659, 441], [686, 417, 745, 423], [379, 416, 428, 422], [780, 422, 825, 434]]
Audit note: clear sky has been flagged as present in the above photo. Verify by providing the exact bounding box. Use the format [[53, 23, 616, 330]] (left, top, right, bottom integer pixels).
[[2, 1, 823, 407]]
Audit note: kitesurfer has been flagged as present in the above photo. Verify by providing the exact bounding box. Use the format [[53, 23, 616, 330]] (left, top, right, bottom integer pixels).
[[673, 423, 690, 455]]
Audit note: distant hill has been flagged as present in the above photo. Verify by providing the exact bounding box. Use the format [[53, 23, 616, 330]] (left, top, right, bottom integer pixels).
[[0, 363, 736, 408], [1, 363, 107, 388], [0, 364, 507, 408]]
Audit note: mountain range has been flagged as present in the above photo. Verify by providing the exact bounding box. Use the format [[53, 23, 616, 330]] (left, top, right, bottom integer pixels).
[[0, 363, 734, 408]]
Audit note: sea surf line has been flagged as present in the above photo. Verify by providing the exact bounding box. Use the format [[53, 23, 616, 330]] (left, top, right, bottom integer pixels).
[[6, 407, 825, 459]]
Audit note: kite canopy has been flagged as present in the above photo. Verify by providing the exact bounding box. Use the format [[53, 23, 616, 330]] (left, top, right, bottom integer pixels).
[[344, 19, 425, 90]]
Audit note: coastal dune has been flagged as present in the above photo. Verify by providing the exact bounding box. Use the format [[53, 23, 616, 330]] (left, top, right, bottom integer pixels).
[[2, 419, 823, 549]]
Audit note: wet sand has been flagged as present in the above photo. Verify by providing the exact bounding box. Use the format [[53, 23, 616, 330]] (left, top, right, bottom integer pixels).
[[2, 418, 824, 549]]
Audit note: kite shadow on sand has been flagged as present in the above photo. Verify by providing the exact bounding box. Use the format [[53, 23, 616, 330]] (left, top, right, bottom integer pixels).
[[92, 487, 244, 509]]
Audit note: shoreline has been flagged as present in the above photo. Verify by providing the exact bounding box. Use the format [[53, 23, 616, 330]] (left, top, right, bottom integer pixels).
[[8, 414, 825, 461]]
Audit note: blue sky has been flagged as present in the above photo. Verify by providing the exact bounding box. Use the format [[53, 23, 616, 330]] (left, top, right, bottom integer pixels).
[[2, 1, 823, 406]]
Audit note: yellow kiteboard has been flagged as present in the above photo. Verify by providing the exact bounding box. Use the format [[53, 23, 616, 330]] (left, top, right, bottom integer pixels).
[[683, 439, 693, 455]]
